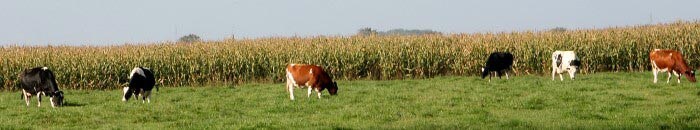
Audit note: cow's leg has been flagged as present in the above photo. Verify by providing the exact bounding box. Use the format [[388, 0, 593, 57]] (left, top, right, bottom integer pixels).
[[673, 71, 681, 83], [652, 68, 658, 83], [147, 91, 152, 103], [139, 90, 144, 103], [316, 88, 322, 99], [134, 89, 142, 103], [286, 82, 296, 100], [50, 97, 56, 108], [286, 71, 297, 100], [505, 71, 509, 80], [497, 71, 502, 79], [23, 90, 30, 106], [559, 72, 564, 81], [37, 92, 42, 107], [667, 71, 672, 83], [138, 94, 143, 103], [143, 90, 151, 103], [552, 68, 557, 81], [139, 90, 145, 103], [288, 86, 295, 100], [307, 86, 313, 98]]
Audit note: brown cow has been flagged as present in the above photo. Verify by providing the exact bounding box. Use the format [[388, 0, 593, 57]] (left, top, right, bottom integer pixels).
[[285, 64, 338, 100], [650, 49, 696, 83]]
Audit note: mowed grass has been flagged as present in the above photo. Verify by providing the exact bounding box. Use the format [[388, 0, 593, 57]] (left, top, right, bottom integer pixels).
[[1, 72, 700, 129]]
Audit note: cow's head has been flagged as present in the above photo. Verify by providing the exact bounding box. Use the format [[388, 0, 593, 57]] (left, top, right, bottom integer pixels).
[[122, 87, 132, 101], [569, 60, 582, 73], [50, 91, 64, 107], [480, 67, 489, 79], [684, 70, 697, 82], [328, 81, 338, 95]]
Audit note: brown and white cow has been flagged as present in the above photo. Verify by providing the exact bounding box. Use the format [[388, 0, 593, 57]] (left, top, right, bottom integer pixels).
[[650, 49, 696, 83], [285, 64, 338, 100]]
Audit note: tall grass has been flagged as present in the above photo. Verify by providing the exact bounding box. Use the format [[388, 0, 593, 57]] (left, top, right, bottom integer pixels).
[[1, 21, 699, 90]]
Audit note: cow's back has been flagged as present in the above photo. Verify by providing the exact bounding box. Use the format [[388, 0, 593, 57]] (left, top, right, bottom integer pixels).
[[129, 67, 156, 91], [19, 67, 58, 94], [485, 52, 514, 70], [140, 68, 156, 91], [650, 49, 678, 69], [19, 69, 41, 94], [286, 64, 325, 86], [552, 51, 578, 68]]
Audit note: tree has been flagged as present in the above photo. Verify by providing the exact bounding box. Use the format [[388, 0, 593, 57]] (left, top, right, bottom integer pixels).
[[357, 27, 378, 36], [178, 34, 201, 43], [382, 29, 442, 36], [549, 27, 567, 33]]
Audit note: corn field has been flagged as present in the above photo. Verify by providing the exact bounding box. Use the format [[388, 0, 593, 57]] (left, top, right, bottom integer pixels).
[[1, 21, 699, 90]]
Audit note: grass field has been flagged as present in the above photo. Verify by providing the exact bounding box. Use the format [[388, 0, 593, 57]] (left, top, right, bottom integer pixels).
[[1, 72, 700, 129]]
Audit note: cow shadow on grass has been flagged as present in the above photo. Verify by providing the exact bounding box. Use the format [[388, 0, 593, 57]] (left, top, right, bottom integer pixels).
[[61, 101, 86, 107]]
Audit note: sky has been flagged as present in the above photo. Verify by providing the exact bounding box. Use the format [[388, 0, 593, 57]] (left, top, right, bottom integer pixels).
[[1, 0, 699, 46]]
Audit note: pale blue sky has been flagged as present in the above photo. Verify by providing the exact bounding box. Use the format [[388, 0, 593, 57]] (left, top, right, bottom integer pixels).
[[1, 0, 698, 46]]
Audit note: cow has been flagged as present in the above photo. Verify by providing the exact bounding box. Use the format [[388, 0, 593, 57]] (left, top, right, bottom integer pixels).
[[19, 67, 64, 107], [123, 67, 157, 103], [285, 64, 338, 100], [650, 49, 696, 83], [551, 51, 581, 81], [481, 52, 514, 82]]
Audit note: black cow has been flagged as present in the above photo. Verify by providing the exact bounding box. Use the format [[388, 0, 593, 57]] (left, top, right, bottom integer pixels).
[[123, 67, 157, 103], [19, 67, 64, 107], [481, 52, 514, 82]]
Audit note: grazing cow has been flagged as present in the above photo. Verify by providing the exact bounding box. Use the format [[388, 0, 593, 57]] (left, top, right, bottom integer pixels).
[[650, 49, 696, 83], [285, 64, 338, 100], [19, 67, 64, 107], [551, 51, 581, 81], [123, 67, 157, 103], [481, 52, 514, 82]]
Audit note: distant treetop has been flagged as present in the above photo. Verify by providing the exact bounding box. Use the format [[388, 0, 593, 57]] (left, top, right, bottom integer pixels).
[[549, 27, 567, 33], [356, 28, 442, 36], [178, 34, 202, 43]]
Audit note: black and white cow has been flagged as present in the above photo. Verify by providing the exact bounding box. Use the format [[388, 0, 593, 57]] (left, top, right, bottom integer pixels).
[[123, 67, 157, 103], [19, 67, 64, 107], [481, 52, 514, 82], [551, 51, 581, 81]]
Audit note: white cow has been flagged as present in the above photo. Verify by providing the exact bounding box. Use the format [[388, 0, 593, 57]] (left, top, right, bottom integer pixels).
[[552, 51, 581, 81]]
